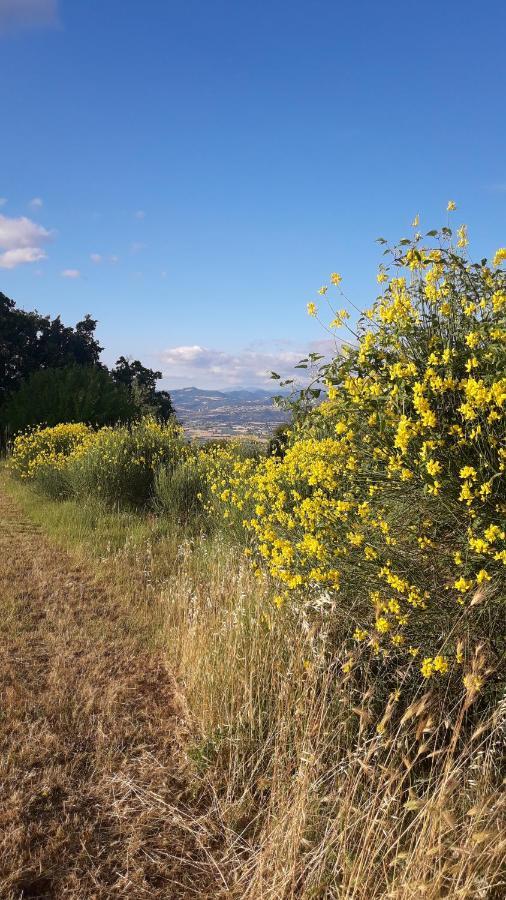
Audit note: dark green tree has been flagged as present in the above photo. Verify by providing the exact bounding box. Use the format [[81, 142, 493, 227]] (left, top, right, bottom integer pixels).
[[1, 366, 134, 433], [0, 292, 103, 404], [0, 293, 175, 436], [111, 356, 175, 421]]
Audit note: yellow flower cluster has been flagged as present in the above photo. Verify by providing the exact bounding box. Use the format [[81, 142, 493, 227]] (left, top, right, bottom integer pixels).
[[9, 422, 92, 479], [10, 418, 186, 507], [209, 217, 505, 685]]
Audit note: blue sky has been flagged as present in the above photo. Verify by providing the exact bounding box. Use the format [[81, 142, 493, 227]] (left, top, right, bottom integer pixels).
[[1, 0, 505, 388]]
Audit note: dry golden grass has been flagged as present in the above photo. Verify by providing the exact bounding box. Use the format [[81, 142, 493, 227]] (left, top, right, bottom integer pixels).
[[159, 541, 505, 899], [0, 478, 227, 898], [2, 472, 505, 899]]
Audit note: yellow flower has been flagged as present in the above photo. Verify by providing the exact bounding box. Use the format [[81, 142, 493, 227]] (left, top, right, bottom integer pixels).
[[426, 458, 442, 477], [476, 569, 491, 584], [329, 309, 350, 328], [433, 654, 449, 674], [405, 248, 423, 269], [330, 272, 342, 285], [457, 224, 468, 248], [307, 302, 317, 317], [454, 576, 472, 593], [463, 673, 483, 694], [492, 247, 506, 267], [377, 271, 388, 283], [318, 286, 328, 295], [447, 200, 456, 211], [421, 657, 434, 678]]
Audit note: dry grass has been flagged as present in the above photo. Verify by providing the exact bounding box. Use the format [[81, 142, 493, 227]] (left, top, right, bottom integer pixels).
[[159, 542, 505, 899], [0, 477, 228, 898], [2, 472, 505, 899]]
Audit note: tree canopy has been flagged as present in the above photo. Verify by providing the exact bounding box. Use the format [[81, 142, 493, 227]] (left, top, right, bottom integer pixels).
[[0, 292, 174, 436]]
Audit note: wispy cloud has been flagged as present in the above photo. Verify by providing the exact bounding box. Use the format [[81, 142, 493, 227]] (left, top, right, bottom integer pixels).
[[0, 198, 7, 207], [134, 209, 146, 220], [0, 212, 52, 268], [130, 241, 146, 254], [0, 247, 47, 269], [29, 196, 43, 208], [90, 252, 120, 265], [61, 268, 80, 279], [0, 0, 59, 32], [488, 183, 506, 193], [158, 339, 336, 390]]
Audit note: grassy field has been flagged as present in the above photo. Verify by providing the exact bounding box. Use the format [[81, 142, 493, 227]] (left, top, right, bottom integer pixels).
[[2, 467, 504, 899]]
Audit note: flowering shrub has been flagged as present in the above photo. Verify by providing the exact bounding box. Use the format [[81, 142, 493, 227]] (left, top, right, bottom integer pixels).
[[9, 422, 92, 480], [211, 211, 505, 689], [65, 418, 187, 506], [10, 418, 187, 508]]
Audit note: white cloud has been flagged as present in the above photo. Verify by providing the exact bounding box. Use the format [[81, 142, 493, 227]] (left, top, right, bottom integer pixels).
[[61, 268, 80, 279], [158, 340, 336, 390], [90, 253, 102, 264], [0, 212, 52, 268], [109, 254, 119, 264], [0, 246, 47, 269], [29, 196, 43, 208], [0, 213, 51, 249], [0, 0, 59, 31], [134, 209, 146, 220]]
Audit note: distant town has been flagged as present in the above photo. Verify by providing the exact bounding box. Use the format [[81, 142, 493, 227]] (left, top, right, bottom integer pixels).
[[170, 387, 289, 439]]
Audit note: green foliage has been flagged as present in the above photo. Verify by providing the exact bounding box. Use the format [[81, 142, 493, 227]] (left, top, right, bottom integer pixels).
[[64, 419, 186, 508], [154, 456, 209, 526], [111, 356, 175, 421], [1, 365, 134, 433], [0, 292, 102, 406], [0, 293, 175, 439]]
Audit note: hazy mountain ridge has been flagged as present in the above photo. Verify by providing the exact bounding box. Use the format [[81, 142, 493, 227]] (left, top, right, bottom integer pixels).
[[171, 387, 289, 438]]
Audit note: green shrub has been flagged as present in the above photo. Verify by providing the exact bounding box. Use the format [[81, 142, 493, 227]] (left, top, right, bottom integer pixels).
[[66, 418, 186, 507], [31, 463, 73, 500], [154, 456, 209, 526], [1, 365, 134, 433]]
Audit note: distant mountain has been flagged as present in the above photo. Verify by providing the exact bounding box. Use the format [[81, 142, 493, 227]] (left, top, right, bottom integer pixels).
[[170, 387, 289, 439]]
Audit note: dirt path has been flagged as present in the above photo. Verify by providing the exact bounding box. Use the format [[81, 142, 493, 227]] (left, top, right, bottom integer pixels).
[[0, 486, 225, 899]]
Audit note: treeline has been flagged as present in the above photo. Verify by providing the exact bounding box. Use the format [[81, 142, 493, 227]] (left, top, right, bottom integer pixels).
[[0, 292, 174, 439]]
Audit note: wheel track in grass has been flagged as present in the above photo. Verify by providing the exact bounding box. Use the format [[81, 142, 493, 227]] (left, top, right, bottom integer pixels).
[[0, 482, 227, 899]]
